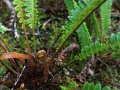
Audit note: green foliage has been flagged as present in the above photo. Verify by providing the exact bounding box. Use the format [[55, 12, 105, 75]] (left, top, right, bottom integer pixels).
[[101, 0, 112, 40], [82, 82, 116, 90], [13, 0, 38, 29], [76, 22, 91, 49], [13, 0, 26, 29], [82, 82, 90, 90], [13, 0, 39, 53], [64, 0, 98, 49], [0, 0, 119, 89], [53, 0, 106, 53], [60, 81, 78, 90], [24, 0, 38, 29], [76, 32, 120, 60], [62, 0, 116, 64], [60, 81, 116, 90]]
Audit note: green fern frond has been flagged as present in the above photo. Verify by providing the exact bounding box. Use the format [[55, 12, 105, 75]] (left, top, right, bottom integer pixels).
[[54, 0, 106, 54], [13, 0, 38, 28], [64, 0, 94, 49], [76, 22, 91, 49], [76, 32, 120, 60], [13, 0, 26, 28], [13, 0, 31, 54], [100, 0, 112, 40], [48, 0, 75, 48], [13, 0, 39, 54], [82, 82, 117, 90], [24, 0, 38, 29], [60, 81, 116, 90], [24, 0, 38, 53]]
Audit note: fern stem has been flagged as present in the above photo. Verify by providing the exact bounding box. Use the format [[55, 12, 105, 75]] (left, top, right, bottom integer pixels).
[[32, 28, 36, 54], [18, 0, 34, 67], [18, 0, 31, 55], [21, 9, 31, 56], [21, 9, 34, 67]]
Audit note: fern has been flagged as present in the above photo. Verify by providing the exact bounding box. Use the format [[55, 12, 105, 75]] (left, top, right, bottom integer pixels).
[[82, 82, 117, 90], [101, 0, 112, 41], [60, 81, 116, 90], [75, 32, 120, 60], [48, 0, 75, 48], [24, 0, 38, 29], [13, 0, 31, 55], [54, 0, 106, 54], [24, 0, 38, 53], [13, 0, 26, 29], [63, 0, 100, 44], [63, 0, 91, 49], [13, 0, 39, 54]]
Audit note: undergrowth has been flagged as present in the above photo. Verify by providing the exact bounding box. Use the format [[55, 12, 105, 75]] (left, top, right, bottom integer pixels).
[[0, 0, 120, 89]]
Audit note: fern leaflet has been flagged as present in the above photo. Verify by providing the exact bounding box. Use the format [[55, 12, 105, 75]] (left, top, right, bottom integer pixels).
[[101, 0, 112, 41]]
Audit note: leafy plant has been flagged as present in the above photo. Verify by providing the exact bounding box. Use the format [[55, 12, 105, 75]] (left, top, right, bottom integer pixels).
[[60, 81, 78, 90], [60, 82, 117, 90], [0, 0, 119, 89], [82, 82, 116, 90], [13, 0, 39, 54], [50, 0, 106, 55]]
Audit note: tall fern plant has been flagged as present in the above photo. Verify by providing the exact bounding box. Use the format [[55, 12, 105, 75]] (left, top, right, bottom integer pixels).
[[13, 0, 38, 54]]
